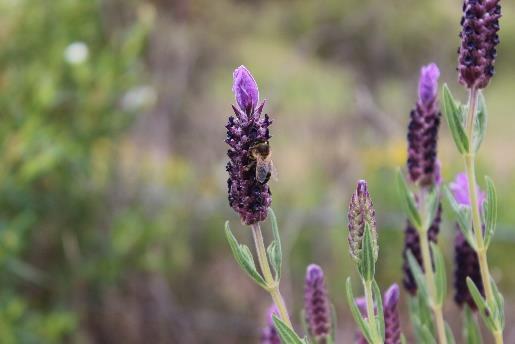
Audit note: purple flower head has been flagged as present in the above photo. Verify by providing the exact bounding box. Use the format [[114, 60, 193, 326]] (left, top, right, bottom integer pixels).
[[402, 204, 442, 295], [260, 305, 280, 344], [233, 65, 260, 113], [226, 66, 272, 225], [458, 0, 501, 89], [449, 172, 486, 208], [347, 180, 378, 263], [407, 63, 441, 187], [304, 264, 332, 342]]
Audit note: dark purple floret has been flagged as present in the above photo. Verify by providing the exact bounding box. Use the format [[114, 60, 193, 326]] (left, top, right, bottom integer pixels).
[[450, 173, 485, 310], [407, 64, 441, 187], [458, 0, 501, 89], [226, 65, 272, 225], [402, 203, 442, 295], [304, 264, 332, 343], [260, 305, 281, 344]]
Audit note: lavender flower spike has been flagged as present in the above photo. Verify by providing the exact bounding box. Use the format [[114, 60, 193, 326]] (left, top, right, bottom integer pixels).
[[260, 305, 281, 344], [226, 65, 272, 225], [458, 0, 501, 89], [407, 63, 441, 187], [450, 173, 485, 310], [348, 180, 378, 263], [304, 264, 332, 343]]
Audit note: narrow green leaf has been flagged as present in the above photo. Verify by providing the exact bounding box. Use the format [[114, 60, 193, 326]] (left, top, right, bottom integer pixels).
[[424, 186, 440, 230], [346, 277, 374, 344], [358, 223, 376, 282], [445, 322, 456, 344], [490, 276, 505, 329], [268, 208, 283, 281], [483, 176, 497, 248], [272, 315, 305, 344], [396, 170, 422, 229], [463, 305, 483, 344], [406, 251, 429, 302], [431, 242, 447, 306], [372, 280, 385, 342], [442, 84, 469, 153], [474, 91, 487, 152], [224, 221, 266, 288], [401, 334, 407, 344], [444, 186, 476, 249], [466, 277, 497, 331]]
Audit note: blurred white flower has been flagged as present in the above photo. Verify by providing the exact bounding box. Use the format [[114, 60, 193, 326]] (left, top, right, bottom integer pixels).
[[121, 85, 157, 111], [64, 42, 89, 65]]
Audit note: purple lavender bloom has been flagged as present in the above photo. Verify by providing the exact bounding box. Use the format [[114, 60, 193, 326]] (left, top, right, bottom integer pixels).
[[458, 0, 501, 89], [354, 284, 401, 344], [348, 180, 378, 263], [407, 63, 441, 187], [304, 264, 332, 343], [450, 173, 484, 310], [226, 66, 272, 225], [260, 305, 281, 344], [402, 204, 442, 295]]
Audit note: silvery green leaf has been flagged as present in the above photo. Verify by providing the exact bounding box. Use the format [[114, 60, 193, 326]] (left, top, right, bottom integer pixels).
[[483, 176, 497, 248], [445, 322, 456, 344], [406, 251, 429, 302], [424, 186, 440, 231], [299, 309, 310, 342], [473, 91, 487, 152], [490, 276, 505, 329], [408, 293, 435, 340], [372, 280, 385, 342], [272, 315, 307, 344], [444, 186, 476, 249], [442, 84, 469, 154], [466, 277, 497, 331], [401, 334, 407, 344], [358, 224, 376, 282], [346, 277, 373, 344], [463, 305, 483, 344], [396, 170, 422, 230], [225, 221, 266, 288], [431, 242, 447, 306]]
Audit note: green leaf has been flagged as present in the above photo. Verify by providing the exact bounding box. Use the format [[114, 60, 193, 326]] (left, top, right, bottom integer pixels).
[[358, 223, 376, 282], [346, 277, 374, 344], [272, 315, 306, 344], [372, 280, 385, 342], [224, 221, 266, 288], [490, 276, 505, 329], [401, 334, 407, 344], [267, 208, 283, 282], [442, 84, 469, 153], [463, 305, 483, 344], [408, 296, 435, 344], [444, 186, 476, 250], [466, 277, 497, 331], [473, 91, 487, 152], [431, 243, 447, 306], [406, 251, 429, 302], [396, 170, 422, 229], [483, 176, 497, 248], [445, 322, 456, 344], [424, 186, 440, 231]]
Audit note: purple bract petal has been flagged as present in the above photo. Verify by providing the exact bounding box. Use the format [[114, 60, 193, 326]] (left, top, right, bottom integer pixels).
[[418, 63, 440, 107], [449, 172, 486, 208], [233, 65, 259, 113]]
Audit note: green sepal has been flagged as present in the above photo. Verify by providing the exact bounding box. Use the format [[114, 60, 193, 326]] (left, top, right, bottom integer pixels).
[[483, 176, 497, 249], [466, 277, 497, 331], [358, 223, 376, 282], [266, 208, 283, 282], [442, 84, 469, 153], [473, 91, 487, 152], [396, 170, 422, 230], [372, 280, 385, 342], [463, 305, 483, 344], [406, 251, 429, 302], [445, 322, 456, 344], [431, 242, 447, 306], [444, 186, 476, 250], [272, 315, 308, 344], [346, 277, 373, 343], [224, 221, 266, 288]]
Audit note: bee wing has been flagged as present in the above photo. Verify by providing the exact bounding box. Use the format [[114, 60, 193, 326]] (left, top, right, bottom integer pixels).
[[255, 158, 271, 184], [270, 160, 278, 181]]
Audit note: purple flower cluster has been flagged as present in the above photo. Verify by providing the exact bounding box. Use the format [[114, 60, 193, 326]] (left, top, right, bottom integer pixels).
[[458, 0, 501, 89], [450, 173, 485, 310], [407, 64, 441, 187], [226, 66, 272, 225], [304, 264, 332, 343], [260, 305, 281, 344]]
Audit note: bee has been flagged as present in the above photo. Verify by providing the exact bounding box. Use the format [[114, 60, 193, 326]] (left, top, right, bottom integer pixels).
[[248, 141, 278, 184]]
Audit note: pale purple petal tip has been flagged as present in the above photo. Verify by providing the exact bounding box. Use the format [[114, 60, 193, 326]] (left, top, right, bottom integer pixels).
[[384, 283, 400, 309], [355, 297, 367, 316], [449, 172, 486, 208], [232, 65, 259, 112], [418, 63, 440, 106]]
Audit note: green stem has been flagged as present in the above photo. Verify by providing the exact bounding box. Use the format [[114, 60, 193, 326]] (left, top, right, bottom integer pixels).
[[251, 223, 293, 329], [363, 279, 381, 344], [463, 88, 502, 343]]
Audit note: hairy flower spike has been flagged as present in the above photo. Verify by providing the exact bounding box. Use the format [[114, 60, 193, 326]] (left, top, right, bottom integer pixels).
[[458, 0, 501, 89], [260, 305, 281, 344], [226, 66, 272, 225], [304, 264, 332, 342], [450, 173, 485, 310], [348, 180, 378, 263], [407, 64, 441, 187]]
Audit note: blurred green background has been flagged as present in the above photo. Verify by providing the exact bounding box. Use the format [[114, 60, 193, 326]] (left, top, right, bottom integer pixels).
[[0, 0, 514, 343]]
